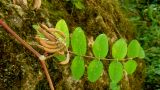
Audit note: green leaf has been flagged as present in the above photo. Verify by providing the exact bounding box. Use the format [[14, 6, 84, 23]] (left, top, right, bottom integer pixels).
[[56, 19, 70, 47], [124, 60, 137, 75], [71, 0, 85, 9], [54, 54, 66, 61], [112, 38, 127, 59], [74, 1, 85, 9], [127, 40, 141, 58], [110, 82, 120, 90], [32, 24, 45, 38], [138, 47, 145, 58], [32, 24, 39, 30], [109, 61, 123, 83], [71, 27, 87, 56], [92, 34, 109, 59], [87, 59, 103, 82], [71, 56, 85, 80]]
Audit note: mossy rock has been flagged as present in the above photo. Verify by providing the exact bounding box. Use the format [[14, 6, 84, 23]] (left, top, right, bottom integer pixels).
[[0, 0, 144, 90]]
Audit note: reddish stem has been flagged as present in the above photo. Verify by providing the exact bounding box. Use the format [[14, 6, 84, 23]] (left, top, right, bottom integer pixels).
[[0, 19, 54, 90]]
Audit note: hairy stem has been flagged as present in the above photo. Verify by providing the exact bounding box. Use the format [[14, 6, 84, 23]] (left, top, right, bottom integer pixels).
[[0, 19, 54, 90]]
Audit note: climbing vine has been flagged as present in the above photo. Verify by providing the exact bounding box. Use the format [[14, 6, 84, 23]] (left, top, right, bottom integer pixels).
[[33, 19, 145, 90]]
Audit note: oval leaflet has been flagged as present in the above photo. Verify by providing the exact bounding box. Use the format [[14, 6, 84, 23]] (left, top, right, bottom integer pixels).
[[109, 61, 123, 83], [112, 38, 127, 59], [87, 59, 104, 82], [92, 34, 109, 59], [71, 56, 85, 80]]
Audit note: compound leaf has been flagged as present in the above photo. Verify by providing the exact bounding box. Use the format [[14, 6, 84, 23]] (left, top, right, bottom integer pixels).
[[87, 59, 103, 82], [112, 38, 127, 59], [109, 61, 123, 83], [71, 27, 87, 56], [92, 34, 109, 59], [71, 56, 85, 80]]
